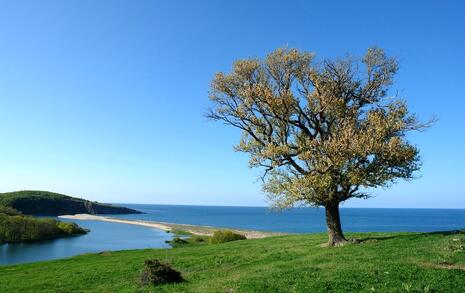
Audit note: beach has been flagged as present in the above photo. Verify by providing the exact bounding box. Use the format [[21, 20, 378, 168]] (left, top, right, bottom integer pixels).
[[59, 214, 285, 239]]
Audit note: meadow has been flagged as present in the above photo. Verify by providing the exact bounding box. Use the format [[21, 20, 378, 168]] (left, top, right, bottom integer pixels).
[[1, 230, 464, 292]]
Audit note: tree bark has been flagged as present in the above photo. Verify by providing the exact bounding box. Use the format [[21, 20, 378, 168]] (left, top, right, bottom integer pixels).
[[325, 201, 347, 246]]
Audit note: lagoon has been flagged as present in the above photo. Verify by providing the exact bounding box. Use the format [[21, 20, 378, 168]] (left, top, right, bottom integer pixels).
[[0, 218, 171, 266]]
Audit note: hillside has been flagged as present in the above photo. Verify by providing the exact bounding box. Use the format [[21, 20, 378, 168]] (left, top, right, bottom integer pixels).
[[0, 205, 87, 244], [1, 231, 465, 292], [0, 190, 141, 216]]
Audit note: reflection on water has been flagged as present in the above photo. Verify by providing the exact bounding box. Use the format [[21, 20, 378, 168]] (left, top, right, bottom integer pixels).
[[0, 219, 172, 266]]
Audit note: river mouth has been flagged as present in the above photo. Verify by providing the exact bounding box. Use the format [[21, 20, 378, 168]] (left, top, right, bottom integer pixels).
[[0, 218, 172, 266]]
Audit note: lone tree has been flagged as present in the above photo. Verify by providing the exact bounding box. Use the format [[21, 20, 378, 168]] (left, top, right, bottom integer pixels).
[[207, 47, 432, 246]]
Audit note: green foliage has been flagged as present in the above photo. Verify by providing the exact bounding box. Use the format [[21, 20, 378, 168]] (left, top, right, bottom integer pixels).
[[0, 190, 73, 206], [0, 205, 21, 216], [1, 231, 465, 292], [207, 47, 433, 245], [208, 47, 431, 209], [191, 236, 206, 243], [169, 229, 193, 236], [57, 221, 87, 234], [0, 209, 87, 244], [140, 259, 183, 286], [402, 282, 432, 293], [165, 231, 210, 248], [208, 230, 246, 244], [170, 237, 188, 244], [0, 190, 140, 216]]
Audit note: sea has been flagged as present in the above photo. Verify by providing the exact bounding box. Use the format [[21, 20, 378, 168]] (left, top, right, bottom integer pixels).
[[1, 205, 465, 265]]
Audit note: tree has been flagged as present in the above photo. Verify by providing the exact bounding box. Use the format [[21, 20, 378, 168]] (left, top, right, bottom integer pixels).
[[207, 47, 432, 246]]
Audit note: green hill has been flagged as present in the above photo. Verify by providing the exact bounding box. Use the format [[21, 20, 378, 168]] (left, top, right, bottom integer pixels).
[[1, 231, 464, 292], [0, 205, 87, 244], [0, 190, 141, 216]]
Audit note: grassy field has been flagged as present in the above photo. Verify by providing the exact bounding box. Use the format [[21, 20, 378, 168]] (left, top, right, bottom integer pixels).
[[1, 231, 465, 292]]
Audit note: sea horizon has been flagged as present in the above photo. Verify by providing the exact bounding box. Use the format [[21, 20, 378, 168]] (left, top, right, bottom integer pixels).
[[113, 204, 465, 234], [110, 202, 465, 210]]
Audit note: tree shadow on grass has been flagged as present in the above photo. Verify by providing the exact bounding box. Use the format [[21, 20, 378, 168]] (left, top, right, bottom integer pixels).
[[425, 229, 465, 236], [356, 235, 399, 243], [355, 229, 465, 244]]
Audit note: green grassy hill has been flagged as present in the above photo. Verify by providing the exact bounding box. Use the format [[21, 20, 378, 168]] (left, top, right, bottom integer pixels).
[[1, 231, 465, 292], [0, 190, 141, 216]]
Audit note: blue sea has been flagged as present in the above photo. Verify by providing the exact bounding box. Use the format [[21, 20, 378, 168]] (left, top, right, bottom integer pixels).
[[119, 204, 465, 233], [1, 205, 465, 265]]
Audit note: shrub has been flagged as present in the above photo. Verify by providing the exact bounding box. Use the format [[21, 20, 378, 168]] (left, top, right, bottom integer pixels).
[[140, 259, 183, 286], [0, 213, 87, 244], [209, 230, 246, 244], [57, 221, 88, 234], [192, 236, 205, 242], [170, 237, 188, 245], [0, 205, 21, 216]]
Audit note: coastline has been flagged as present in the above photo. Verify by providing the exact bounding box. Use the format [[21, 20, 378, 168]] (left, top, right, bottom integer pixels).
[[59, 214, 286, 239]]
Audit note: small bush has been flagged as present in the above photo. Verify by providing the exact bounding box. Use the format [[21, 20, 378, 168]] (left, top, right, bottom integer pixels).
[[209, 230, 246, 244], [171, 237, 188, 244], [140, 259, 183, 286], [192, 236, 205, 242]]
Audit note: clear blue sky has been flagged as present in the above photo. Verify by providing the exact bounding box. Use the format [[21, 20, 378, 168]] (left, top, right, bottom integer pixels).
[[0, 0, 464, 208]]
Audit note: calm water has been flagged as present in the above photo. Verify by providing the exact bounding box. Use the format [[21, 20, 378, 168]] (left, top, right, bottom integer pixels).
[[0, 218, 172, 266], [118, 204, 465, 234], [2, 205, 465, 266]]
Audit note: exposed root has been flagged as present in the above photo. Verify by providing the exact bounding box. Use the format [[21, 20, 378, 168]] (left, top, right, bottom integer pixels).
[[320, 238, 360, 247]]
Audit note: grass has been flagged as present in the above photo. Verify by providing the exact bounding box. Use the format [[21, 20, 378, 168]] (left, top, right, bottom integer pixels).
[[1, 231, 465, 292]]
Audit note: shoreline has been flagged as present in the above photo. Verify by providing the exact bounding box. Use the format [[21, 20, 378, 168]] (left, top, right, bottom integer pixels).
[[58, 214, 286, 239]]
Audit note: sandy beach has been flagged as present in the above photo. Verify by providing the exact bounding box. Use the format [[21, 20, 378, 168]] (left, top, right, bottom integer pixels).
[[59, 214, 285, 239]]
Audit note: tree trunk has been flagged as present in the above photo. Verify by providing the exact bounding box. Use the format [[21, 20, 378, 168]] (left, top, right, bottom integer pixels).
[[325, 201, 347, 246]]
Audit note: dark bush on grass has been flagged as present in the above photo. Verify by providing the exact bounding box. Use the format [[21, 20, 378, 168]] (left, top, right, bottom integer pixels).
[[209, 230, 246, 244], [140, 259, 183, 285], [171, 237, 188, 244], [192, 236, 205, 242]]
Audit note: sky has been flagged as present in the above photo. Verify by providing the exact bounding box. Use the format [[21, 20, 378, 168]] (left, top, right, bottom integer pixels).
[[0, 0, 464, 208]]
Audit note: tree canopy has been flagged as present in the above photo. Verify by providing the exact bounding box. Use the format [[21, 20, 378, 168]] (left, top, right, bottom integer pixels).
[[207, 47, 431, 245]]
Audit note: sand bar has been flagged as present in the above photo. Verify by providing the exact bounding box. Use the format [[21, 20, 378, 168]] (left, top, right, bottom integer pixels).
[[59, 214, 286, 239]]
